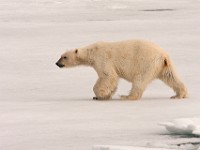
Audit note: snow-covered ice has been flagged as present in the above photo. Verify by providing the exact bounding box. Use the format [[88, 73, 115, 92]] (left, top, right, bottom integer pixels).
[[93, 145, 174, 150], [0, 0, 200, 150], [159, 118, 200, 136]]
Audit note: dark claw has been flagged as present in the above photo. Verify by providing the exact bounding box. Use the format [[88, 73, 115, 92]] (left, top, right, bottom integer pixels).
[[93, 97, 98, 100]]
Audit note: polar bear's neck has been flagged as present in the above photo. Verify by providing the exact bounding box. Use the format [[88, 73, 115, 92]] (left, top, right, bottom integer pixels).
[[77, 57, 94, 66]]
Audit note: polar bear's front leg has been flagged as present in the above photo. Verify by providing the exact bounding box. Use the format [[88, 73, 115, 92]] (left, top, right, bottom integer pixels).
[[93, 77, 118, 100]]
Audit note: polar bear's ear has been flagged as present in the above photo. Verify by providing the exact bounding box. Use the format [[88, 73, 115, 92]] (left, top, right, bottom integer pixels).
[[75, 49, 78, 54]]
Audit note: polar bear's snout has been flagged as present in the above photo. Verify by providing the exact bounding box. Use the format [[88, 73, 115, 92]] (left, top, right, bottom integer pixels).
[[56, 58, 65, 68]]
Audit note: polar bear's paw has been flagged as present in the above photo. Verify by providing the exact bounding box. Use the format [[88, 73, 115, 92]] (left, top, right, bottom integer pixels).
[[93, 96, 111, 100], [120, 95, 140, 100], [170, 94, 187, 99]]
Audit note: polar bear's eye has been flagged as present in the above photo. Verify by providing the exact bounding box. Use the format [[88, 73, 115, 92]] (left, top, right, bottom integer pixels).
[[63, 56, 67, 59], [75, 49, 78, 53]]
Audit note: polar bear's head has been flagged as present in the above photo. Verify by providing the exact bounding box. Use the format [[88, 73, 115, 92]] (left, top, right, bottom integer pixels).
[[56, 49, 81, 68], [56, 45, 96, 68]]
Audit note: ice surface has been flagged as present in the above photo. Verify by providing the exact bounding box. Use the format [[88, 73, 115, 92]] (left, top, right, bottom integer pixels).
[[93, 145, 173, 150], [0, 0, 200, 150], [159, 118, 200, 136]]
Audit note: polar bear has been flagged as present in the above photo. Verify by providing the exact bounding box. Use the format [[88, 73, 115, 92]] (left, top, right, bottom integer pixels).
[[56, 40, 188, 100]]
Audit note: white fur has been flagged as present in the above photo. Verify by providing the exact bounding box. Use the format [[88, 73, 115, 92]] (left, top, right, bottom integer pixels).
[[59, 40, 188, 100]]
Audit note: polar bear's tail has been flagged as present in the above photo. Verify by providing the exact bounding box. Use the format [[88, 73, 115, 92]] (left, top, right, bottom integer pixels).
[[159, 56, 188, 99]]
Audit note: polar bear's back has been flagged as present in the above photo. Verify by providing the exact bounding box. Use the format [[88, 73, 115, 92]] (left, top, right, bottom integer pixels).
[[96, 40, 166, 56], [94, 40, 168, 65]]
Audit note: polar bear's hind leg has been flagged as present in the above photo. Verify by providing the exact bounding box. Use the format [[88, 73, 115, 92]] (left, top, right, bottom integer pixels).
[[159, 58, 188, 99]]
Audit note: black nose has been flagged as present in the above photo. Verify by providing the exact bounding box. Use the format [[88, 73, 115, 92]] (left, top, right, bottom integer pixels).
[[56, 62, 64, 68]]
